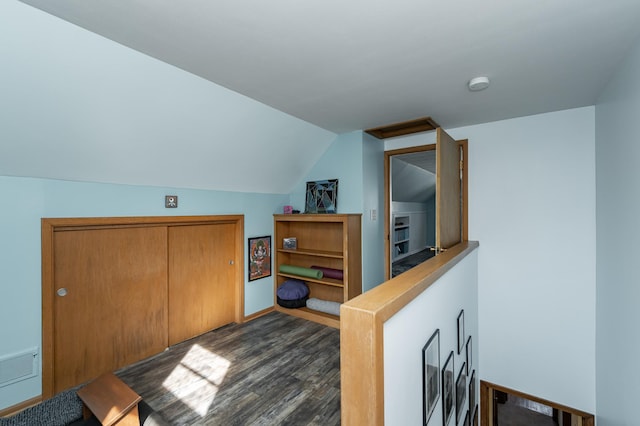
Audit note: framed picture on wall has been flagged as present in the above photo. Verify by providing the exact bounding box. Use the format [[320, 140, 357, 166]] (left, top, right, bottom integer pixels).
[[469, 369, 477, 418], [442, 351, 454, 426], [422, 329, 440, 425], [305, 179, 338, 213], [248, 236, 271, 281], [466, 336, 472, 374], [472, 405, 478, 426], [457, 310, 465, 354], [456, 362, 467, 425]]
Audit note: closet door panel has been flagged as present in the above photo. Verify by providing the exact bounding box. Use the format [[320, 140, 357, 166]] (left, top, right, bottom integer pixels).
[[53, 227, 168, 393], [168, 223, 236, 345]]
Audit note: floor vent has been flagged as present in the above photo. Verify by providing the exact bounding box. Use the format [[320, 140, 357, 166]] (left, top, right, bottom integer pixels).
[[0, 347, 38, 388]]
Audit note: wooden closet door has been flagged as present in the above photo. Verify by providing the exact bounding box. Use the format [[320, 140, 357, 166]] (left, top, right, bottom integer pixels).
[[168, 223, 236, 345], [53, 227, 168, 393]]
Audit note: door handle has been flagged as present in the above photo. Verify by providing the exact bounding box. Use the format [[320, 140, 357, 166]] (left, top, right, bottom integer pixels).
[[56, 288, 68, 297]]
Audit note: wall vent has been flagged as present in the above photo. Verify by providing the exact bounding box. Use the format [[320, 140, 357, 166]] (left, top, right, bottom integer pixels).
[[0, 347, 38, 388]]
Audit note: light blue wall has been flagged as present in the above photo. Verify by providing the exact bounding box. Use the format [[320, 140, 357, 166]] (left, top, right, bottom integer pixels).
[[290, 131, 386, 291], [362, 132, 386, 290], [595, 36, 640, 425], [0, 1, 335, 194], [0, 176, 286, 410], [289, 131, 364, 213]]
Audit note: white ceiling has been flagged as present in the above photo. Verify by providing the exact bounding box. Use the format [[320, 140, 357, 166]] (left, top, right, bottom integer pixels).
[[18, 0, 640, 134]]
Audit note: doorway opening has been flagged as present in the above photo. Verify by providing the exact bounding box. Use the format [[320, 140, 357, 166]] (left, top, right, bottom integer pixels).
[[388, 146, 437, 277], [383, 138, 468, 280]]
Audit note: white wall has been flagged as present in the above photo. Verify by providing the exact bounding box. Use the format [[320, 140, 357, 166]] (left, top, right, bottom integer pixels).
[[390, 107, 597, 413], [0, 176, 287, 410], [595, 36, 640, 425], [452, 107, 597, 413], [384, 249, 478, 425], [392, 201, 430, 257]]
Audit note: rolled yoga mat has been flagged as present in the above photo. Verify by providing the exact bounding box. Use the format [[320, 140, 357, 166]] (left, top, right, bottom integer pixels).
[[310, 266, 344, 280], [279, 264, 323, 279], [306, 298, 341, 316]]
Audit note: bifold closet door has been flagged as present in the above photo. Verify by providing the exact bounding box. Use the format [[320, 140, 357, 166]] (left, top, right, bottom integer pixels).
[[53, 226, 168, 393], [168, 223, 236, 346]]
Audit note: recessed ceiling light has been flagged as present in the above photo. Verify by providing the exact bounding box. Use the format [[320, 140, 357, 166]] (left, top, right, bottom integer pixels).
[[468, 76, 490, 91]]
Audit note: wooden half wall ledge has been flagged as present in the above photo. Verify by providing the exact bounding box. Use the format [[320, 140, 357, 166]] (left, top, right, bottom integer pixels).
[[340, 240, 479, 426]]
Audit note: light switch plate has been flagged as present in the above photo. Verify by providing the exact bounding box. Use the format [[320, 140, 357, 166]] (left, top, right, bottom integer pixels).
[[165, 195, 178, 208]]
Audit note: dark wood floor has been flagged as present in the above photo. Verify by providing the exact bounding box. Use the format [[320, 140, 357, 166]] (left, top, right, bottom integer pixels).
[[115, 311, 340, 425]]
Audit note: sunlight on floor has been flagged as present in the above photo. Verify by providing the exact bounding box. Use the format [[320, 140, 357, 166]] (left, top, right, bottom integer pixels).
[[162, 344, 231, 417]]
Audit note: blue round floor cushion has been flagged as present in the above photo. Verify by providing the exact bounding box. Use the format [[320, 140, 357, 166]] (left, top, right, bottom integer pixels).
[[277, 279, 309, 300]]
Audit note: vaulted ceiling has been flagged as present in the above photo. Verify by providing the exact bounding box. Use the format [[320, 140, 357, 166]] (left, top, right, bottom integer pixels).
[[18, 0, 640, 133]]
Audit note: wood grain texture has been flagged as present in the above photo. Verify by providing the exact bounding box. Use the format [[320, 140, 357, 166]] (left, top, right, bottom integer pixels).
[[364, 116, 440, 139], [53, 226, 169, 394], [116, 311, 340, 425], [480, 380, 594, 426], [273, 214, 362, 328], [77, 372, 142, 426], [340, 241, 479, 425], [436, 127, 462, 250], [168, 223, 236, 345], [41, 215, 245, 399]]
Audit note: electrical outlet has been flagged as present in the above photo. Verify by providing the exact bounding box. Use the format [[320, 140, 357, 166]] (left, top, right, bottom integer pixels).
[[370, 209, 377, 221], [165, 195, 178, 208]]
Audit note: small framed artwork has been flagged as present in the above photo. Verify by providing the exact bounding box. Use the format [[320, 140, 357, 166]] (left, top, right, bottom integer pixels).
[[422, 329, 440, 425], [469, 370, 476, 419], [248, 236, 271, 281], [305, 179, 338, 214], [442, 351, 454, 426], [455, 362, 467, 425], [466, 336, 472, 374], [283, 237, 297, 250], [472, 405, 478, 426], [457, 310, 465, 354]]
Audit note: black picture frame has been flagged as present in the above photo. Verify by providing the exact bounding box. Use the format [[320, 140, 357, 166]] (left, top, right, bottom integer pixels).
[[457, 310, 465, 354], [422, 329, 440, 425], [442, 351, 454, 426], [455, 362, 467, 425], [472, 405, 478, 426], [305, 179, 338, 213], [469, 369, 476, 420], [466, 336, 472, 375], [248, 236, 271, 281]]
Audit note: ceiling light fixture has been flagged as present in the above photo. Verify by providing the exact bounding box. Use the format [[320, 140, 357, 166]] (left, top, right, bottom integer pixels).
[[468, 76, 490, 92]]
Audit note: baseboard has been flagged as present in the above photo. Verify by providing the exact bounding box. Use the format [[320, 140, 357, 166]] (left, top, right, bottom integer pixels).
[[243, 306, 274, 322], [0, 395, 42, 418]]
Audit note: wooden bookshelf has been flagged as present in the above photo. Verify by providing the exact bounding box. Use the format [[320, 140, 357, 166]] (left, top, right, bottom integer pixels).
[[274, 214, 362, 328]]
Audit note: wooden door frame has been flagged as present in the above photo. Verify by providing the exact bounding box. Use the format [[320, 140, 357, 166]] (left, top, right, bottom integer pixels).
[[41, 215, 244, 399], [480, 380, 594, 426], [384, 140, 468, 280]]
